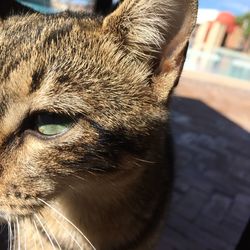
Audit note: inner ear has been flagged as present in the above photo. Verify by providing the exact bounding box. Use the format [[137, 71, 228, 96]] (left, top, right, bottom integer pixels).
[[152, 39, 190, 102]]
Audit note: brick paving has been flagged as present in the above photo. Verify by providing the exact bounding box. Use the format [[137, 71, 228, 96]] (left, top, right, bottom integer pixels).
[[157, 74, 250, 250]]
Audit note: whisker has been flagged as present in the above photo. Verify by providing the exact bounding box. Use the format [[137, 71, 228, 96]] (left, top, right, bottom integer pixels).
[[34, 214, 56, 250], [13, 221, 16, 250], [7, 221, 10, 250], [7, 218, 12, 250], [32, 223, 37, 250], [15, 218, 21, 250], [134, 157, 156, 164], [0, 222, 7, 234], [71, 174, 86, 182], [38, 198, 96, 250], [45, 211, 83, 250], [36, 214, 62, 250], [23, 221, 27, 250], [67, 184, 78, 193], [33, 219, 44, 250]]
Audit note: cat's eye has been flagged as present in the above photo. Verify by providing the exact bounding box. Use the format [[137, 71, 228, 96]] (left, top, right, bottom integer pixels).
[[35, 113, 73, 136]]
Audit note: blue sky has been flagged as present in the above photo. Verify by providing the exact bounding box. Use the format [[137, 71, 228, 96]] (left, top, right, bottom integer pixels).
[[199, 0, 249, 15]]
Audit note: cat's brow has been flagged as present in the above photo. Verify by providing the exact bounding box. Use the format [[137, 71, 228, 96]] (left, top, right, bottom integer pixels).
[[43, 24, 73, 47], [0, 45, 32, 83], [0, 103, 7, 119], [29, 67, 46, 94], [0, 93, 10, 119]]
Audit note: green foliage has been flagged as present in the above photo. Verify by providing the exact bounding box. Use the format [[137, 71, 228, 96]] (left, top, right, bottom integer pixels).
[[236, 12, 250, 37]]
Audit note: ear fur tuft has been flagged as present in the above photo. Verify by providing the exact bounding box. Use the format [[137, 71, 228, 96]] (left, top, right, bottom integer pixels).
[[103, 0, 198, 60]]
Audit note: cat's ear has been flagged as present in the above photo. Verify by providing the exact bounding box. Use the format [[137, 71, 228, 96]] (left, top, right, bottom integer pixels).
[[103, 0, 198, 102]]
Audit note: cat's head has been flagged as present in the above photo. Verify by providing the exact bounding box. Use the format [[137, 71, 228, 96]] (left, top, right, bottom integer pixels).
[[0, 0, 197, 220]]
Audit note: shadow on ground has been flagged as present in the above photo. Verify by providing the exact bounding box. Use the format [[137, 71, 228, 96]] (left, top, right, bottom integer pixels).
[[158, 96, 250, 250]]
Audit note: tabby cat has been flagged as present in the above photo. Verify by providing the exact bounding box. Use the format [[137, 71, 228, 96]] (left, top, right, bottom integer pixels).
[[0, 0, 197, 249]]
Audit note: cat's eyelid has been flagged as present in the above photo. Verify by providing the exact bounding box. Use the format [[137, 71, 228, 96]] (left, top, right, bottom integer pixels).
[[28, 109, 76, 120]]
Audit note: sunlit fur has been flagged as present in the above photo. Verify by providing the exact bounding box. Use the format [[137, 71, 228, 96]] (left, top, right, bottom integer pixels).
[[0, 0, 198, 249]]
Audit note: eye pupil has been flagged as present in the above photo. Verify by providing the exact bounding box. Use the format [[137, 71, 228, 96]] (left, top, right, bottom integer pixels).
[[36, 113, 72, 136]]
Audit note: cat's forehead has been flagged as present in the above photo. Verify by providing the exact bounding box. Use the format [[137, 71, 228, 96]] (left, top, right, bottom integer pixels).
[[0, 13, 116, 91], [0, 13, 151, 122], [0, 13, 147, 91], [0, 13, 103, 64]]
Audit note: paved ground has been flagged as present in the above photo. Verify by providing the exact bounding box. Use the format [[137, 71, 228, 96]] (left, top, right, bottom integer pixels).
[[158, 73, 250, 250]]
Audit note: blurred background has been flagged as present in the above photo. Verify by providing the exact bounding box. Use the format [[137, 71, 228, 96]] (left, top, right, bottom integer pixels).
[[4, 0, 250, 249]]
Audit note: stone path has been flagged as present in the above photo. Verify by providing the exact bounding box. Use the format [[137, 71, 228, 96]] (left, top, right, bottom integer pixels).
[[157, 74, 250, 250]]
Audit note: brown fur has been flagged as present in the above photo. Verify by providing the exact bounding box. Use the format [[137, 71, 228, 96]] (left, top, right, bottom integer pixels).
[[0, 0, 198, 249]]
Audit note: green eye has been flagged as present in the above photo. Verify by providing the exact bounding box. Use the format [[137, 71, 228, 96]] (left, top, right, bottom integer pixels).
[[36, 113, 73, 136]]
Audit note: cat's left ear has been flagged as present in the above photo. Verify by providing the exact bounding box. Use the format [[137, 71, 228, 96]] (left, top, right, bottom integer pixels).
[[103, 0, 198, 102]]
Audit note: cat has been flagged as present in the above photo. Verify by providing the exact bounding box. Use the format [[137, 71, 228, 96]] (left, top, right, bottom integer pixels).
[[0, 0, 198, 249]]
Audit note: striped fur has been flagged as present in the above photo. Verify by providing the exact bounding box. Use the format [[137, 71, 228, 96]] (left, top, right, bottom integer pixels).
[[0, 0, 197, 249]]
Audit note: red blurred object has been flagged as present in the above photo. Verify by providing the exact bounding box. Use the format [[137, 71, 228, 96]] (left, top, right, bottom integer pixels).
[[216, 12, 236, 33]]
